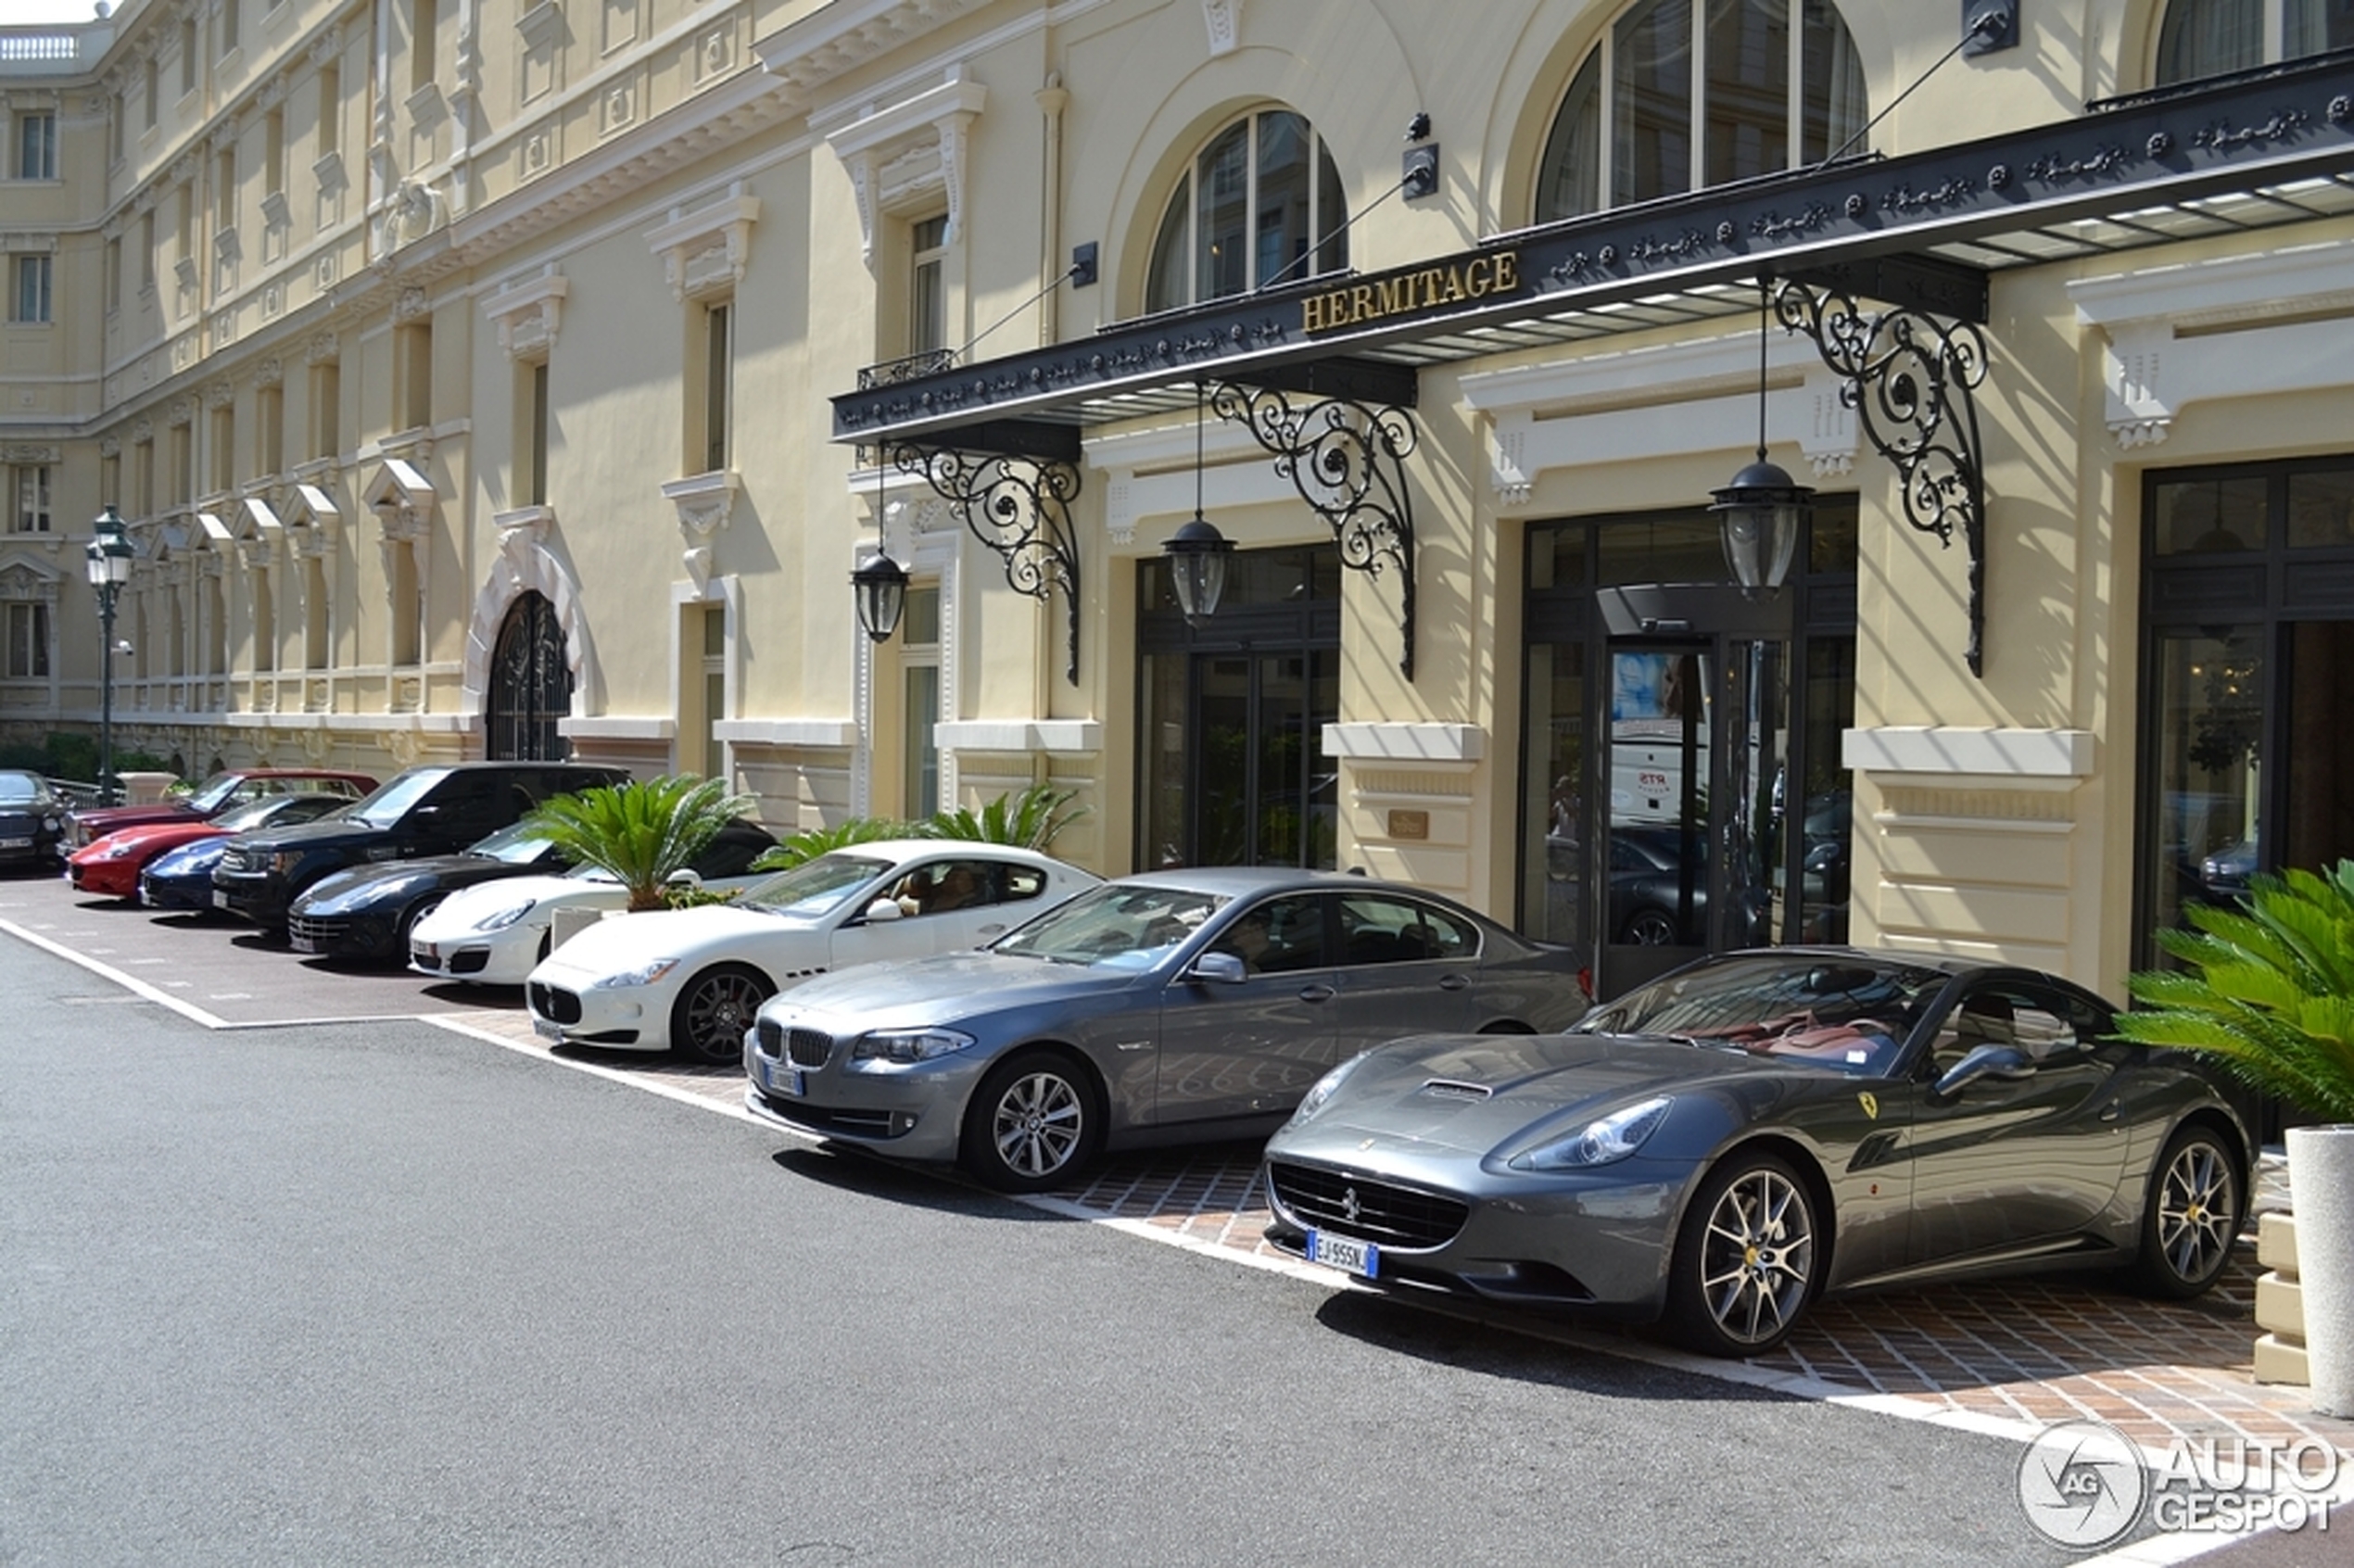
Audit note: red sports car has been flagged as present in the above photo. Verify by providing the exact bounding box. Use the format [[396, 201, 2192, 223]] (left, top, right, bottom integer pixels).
[[64, 767, 377, 849], [67, 792, 356, 899]]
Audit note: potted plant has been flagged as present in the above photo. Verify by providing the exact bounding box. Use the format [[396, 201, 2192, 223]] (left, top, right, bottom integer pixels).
[[523, 775, 755, 946], [2117, 860, 2354, 1416]]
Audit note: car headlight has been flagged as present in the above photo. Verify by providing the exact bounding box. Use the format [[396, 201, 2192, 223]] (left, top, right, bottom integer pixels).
[[1511, 1095, 1674, 1171], [98, 841, 140, 859], [592, 958, 681, 989], [1286, 1053, 1370, 1129], [473, 900, 537, 932], [272, 850, 307, 875], [852, 1028, 976, 1065]]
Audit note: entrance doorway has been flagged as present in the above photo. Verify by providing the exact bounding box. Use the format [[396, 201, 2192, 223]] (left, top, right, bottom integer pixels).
[[1138, 546, 1340, 869], [1522, 503, 1857, 998], [486, 591, 571, 761]]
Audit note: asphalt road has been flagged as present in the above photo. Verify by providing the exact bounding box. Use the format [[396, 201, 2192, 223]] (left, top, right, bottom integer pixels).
[[0, 912, 2130, 1568]]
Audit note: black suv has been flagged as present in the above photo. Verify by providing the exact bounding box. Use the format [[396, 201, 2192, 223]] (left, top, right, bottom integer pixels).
[[210, 761, 627, 931]]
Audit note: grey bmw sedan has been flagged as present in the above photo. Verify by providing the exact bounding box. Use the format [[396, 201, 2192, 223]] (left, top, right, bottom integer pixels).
[[743, 867, 1591, 1191]]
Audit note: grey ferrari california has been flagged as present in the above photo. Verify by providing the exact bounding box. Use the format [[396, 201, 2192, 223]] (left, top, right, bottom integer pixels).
[[1261, 948, 2253, 1357]]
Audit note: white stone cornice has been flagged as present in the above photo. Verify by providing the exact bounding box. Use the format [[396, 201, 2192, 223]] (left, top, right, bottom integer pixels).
[[364, 457, 436, 539], [2069, 240, 2354, 450], [818, 70, 985, 269], [1843, 727, 2094, 778], [645, 181, 760, 300], [483, 263, 567, 358], [662, 469, 739, 540]]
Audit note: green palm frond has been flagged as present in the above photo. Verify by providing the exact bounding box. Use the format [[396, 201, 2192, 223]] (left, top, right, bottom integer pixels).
[[926, 784, 1087, 851], [2123, 859, 2354, 1122], [522, 775, 754, 911], [751, 816, 927, 872]]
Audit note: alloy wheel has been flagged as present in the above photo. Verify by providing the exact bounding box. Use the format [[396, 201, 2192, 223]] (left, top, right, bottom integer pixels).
[[1696, 1166, 1816, 1350], [2155, 1136, 2236, 1288], [989, 1070, 1085, 1181]]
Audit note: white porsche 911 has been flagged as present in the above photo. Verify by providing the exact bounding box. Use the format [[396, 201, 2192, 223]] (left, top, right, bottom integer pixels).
[[522, 840, 1101, 1063]]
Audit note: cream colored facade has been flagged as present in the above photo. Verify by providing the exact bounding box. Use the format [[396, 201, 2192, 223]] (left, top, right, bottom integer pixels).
[[6, 0, 2352, 1000]]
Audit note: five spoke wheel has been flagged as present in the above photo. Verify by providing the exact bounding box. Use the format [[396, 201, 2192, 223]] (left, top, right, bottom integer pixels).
[[1669, 1154, 1818, 1357]]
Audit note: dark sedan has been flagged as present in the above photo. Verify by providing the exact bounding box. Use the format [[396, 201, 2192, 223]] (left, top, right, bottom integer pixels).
[[746, 867, 1592, 1191], [0, 770, 68, 870], [1263, 948, 2251, 1358]]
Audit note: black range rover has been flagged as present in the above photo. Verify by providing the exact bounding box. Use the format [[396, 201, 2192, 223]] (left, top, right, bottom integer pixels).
[[211, 761, 627, 931]]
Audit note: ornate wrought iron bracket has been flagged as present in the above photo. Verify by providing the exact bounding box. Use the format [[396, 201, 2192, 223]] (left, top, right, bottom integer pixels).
[[1771, 275, 1991, 677], [1208, 382, 1420, 680], [883, 441, 1083, 686]]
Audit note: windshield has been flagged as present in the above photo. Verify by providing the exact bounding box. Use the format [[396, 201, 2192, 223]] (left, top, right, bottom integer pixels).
[[0, 774, 44, 805], [465, 820, 557, 863], [993, 882, 1225, 969], [184, 773, 243, 813], [212, 797, 304, 832], [736, 854, 892, 920], [342, 767, 450, 828], [1570, 953, 1950, 1075]]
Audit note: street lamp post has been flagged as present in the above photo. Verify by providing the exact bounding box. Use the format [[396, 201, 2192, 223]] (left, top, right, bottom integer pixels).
[[85, 506, 134, 805]]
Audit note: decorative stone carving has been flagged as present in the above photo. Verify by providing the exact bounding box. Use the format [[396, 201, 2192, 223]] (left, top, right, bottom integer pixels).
[[819, 70, 985, 272], [1202, 0, 1244, 55], [645, 182, 760, 300], [306, 330, 338, 364], [661, 469, 738, 537], [484, 265, 566, 358], [166, 397, 196, 427], [1, 443, 61, 464], [204, 379, 234, 410]]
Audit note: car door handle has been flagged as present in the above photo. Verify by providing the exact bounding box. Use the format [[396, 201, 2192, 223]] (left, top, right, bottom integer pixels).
[[1297, 984, 1335, 1004], [1437, 973, 1469, 991]]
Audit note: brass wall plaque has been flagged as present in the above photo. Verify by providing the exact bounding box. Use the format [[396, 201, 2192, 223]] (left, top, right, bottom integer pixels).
[[1386, 808, 1430, 841]]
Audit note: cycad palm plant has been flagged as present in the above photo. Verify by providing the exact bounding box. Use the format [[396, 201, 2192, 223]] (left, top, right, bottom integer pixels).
[[751, 815, 926, 872], [523, 775, 755, 912], [927, 783, 1087, 852], [2117, 861, 2354, 1122]]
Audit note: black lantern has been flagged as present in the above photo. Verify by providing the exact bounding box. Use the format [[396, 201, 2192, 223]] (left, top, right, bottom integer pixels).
[[85, 504, 136, 804], [854, 450, 908, 643], [1711, 280, 1812, 600], [852, 550, 908, 643], [1161, 514, 1232, 626]]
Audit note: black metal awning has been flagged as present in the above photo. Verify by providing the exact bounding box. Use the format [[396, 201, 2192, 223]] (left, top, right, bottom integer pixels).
[[833, 51, 2354, 459]]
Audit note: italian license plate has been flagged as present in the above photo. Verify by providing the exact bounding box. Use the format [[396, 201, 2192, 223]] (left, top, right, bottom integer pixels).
[[211, 889, 231, 909], [532, 1017, 563, 1041], [1307, 1230, 1379, 1279], [0, 837, 28, 849], [290, 932, 316, 954], [761, 1057, 804, 1097]]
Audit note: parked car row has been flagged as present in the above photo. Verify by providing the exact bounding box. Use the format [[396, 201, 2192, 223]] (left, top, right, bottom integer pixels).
[[36, 767, 2258, 1362]]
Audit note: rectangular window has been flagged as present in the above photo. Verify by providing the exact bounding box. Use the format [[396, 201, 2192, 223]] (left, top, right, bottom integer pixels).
[[411, 0, 438, 93], [133, 438, 154, 515], [5, 602, 49, 679], [12, 465, 51, 533], [263, 107, 284, 197], [176, 183, 194, 266], [169, 425, 192, 506], [100, 450, 120, 509], [17, 112, 57, 181], [700, 605, 726, 779], [220, 0, 239, 55], [105, 237, 121, 312], [700, 300, 731, 473], [317, 63, 340, 156], [901, 586, 942, 816], [209, 404, 234, 493], [257, 382, 283, 475], [12, 256, 51, 323], [139, 209, 155, 291], [215, 145, 234, 229], [180, 19, 197, 95], [909, 215, 948, 357], [310, 360, 340, 459], [109, 93, 123, 162], [144, 57, 158, 129], [397, 322, 431, 431], [527, 359, 549, 507]]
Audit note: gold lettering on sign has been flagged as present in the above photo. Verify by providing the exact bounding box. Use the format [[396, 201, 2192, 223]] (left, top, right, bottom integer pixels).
[[1302, 248, 1522, 335], [1386, 809, 1431, 841]]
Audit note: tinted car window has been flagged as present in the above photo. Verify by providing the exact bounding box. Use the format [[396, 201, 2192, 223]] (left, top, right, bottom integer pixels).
[[1212, 894, 1328, 975], [1338, 894, 1479, 965], [345, 767, 451, 828]]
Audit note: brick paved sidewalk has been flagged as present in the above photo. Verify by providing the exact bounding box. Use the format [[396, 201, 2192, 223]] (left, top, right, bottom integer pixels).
[[441, 1005, 2352, 1461]]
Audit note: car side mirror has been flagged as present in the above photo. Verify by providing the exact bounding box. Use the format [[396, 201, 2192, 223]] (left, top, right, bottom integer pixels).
[[1186, 951, 1247, 985], [863, 897, 904, 923], [1931, 1043, 2035, 1102]]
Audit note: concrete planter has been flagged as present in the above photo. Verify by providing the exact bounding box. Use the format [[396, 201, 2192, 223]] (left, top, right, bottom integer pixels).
[[2287, 1124, 2354, 1417], [547, 904, 607, 954], [116, 771, 179, 805]]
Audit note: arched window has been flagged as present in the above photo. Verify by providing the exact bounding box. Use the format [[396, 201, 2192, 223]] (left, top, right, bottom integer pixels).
[[1145, 109, 1348, 314], [2157, 0, 2354, 84], [1536, 0, 1867, 221]]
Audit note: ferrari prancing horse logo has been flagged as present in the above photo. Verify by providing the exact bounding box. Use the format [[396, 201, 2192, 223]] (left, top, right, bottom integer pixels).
[[1858, 1091, 1879, 1120]]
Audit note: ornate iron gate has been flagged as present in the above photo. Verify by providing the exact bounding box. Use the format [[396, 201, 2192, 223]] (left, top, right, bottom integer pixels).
[[486, 591, 570, 760]]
